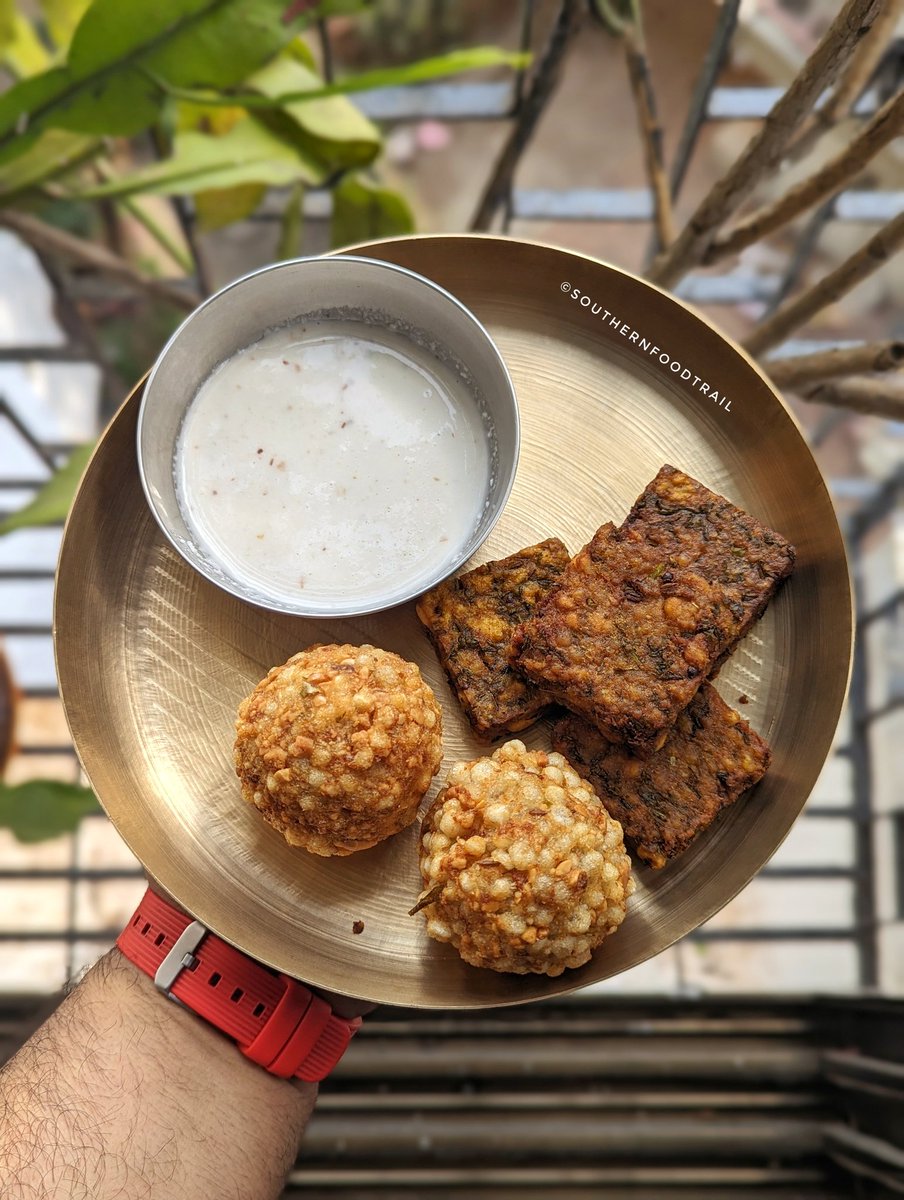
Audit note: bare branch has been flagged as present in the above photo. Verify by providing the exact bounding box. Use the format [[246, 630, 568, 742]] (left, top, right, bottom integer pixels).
[[798, 375, 904, 419], [708, 88, 904, 262], [646, 0, 885, 288], [744, 208, 904, 355], [766, 340, 904, 388], [789, 0, 904, 159], [623, 23, 675, 251], [470, 0, 584, 232], [668, 0, 743, 200], [0, 209, 200, 312]]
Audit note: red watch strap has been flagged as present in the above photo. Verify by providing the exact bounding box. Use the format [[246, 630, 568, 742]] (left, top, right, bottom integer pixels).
[[117, 888, 361, 1082]]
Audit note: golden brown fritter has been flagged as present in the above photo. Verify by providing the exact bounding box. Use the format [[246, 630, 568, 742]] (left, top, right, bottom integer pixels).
[[235, 643, 442, 856], [416, 740, 634, 975], [416, 539, 570, 740], [514, 466, 795, 755], [551, 683, 771, 869]]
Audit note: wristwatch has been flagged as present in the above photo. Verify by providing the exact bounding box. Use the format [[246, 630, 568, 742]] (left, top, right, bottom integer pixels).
[[117, 887, 362, 1082]]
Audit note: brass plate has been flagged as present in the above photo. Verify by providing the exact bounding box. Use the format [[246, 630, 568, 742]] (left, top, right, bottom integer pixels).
[[55, 236, 852, 1008]]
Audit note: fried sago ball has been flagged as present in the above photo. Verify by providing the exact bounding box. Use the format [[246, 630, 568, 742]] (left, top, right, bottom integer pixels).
[[416, 741, 634, 975], [235, 643, 443, 856]]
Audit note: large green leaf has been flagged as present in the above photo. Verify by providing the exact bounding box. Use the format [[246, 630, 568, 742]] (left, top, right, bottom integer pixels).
[[195, 181, 266, 230], [39, 0, 92, 49], [0, 127, 100, 200], [0, 779, 100, 842], [174, 99, 246, 135], [160, 45, 531, 108], [0, 0, 13, 42], [248, 55, 380, 171], [71, 115, 326, 200], [331, 174, 414, 249], [0, 0, 366, 161], [0, 8, 51, 76], [0, 441, 94, 534]]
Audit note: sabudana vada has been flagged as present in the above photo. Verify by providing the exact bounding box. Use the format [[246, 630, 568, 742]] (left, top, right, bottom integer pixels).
[[415, 740, 634, 975], [235, 643, 443, 856]]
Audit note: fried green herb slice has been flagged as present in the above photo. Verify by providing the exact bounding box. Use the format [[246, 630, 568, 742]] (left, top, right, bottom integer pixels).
[[417, 538, 570, 739], [515, 466, 795, 755], [552, 683, 771, 868]]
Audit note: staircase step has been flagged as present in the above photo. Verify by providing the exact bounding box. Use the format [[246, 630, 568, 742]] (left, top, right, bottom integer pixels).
[[362, 1014, 815, 1038], [285, 1164, 839, 1197], [333, 1036, 820, 1084], [299, 1111, 823, 1162], [319, 1089, 825, 1112], [287, 1187, 843, 1199]]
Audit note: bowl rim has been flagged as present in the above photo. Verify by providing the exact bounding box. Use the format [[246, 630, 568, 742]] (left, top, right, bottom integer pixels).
[[135, 253, 521, 618]]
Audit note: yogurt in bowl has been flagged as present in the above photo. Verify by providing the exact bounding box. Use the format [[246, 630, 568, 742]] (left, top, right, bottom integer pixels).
[[137, 256, 519, 617]]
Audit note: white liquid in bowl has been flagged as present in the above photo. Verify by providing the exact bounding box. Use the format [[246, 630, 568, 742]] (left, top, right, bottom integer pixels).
[[175, 320, 491, 608]]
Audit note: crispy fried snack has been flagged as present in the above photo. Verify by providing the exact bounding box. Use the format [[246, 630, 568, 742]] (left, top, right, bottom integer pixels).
[[416, 538, 570, 739], [514, 466, 795, 755], [551, 683, 771, 868], [416, 740, 634, 975], [235, 644, 442, 856]]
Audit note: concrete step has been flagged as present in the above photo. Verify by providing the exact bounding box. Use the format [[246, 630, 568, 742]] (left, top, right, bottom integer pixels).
[[285, 1165, 844, 1198], [299, 1110, 825, 1163], [332, 1035, 821, 1085]]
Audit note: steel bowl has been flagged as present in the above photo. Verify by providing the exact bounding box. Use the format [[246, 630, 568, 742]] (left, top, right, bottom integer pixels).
[[136, 255, 520, 618]]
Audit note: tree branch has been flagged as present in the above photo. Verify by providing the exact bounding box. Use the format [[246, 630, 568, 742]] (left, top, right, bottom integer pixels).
[[744, 208, 904, 355], [668, 0, 743, 200], [798, 375, 904, 419], [788, 0, 904, 160], [766, 339, 904, 388], [31, 247, 122, 415], [470, 0, 583, 232], [623, 22, 675, 253], [646, 0, 884, 288], [0, 209, 200, 312], [707, 88, 904, 263]]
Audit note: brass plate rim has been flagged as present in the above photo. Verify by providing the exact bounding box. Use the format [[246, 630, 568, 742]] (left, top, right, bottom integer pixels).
[[55, 235, 853, 1008], [339, 233, 825, 462]]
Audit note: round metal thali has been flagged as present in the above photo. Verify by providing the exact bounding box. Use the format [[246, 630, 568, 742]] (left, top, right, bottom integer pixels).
[[54, 236, 853, 1008]]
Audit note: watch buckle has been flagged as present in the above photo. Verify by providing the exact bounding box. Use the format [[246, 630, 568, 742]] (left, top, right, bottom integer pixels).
[[154, 920, 207, 994]]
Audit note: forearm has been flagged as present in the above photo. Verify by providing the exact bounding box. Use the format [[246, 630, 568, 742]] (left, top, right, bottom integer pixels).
[[0, 948, 315, 1200]]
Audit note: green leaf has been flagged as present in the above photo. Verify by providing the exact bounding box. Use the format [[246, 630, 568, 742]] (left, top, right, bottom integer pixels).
[[195, 181, 266, 230], [0, 779, 100, 843], [277, 180, 304, 258], [38, 0, 92, 49], [282, 36, 317, 70], [174, 99, 246, 135], [0, 0, 14, 42], [247, 55, 380, 171], [331, 174, 414, 249], [0, 0, 365, 162], [157, 45, 532, 109], [70, 115, 325, 200], [0, 127, 100, 200], [0, 9, 52, 76], [0, 441, 94, 534]]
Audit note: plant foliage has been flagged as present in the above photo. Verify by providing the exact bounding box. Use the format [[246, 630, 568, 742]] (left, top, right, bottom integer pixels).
[[0, 779, 100, 842]]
